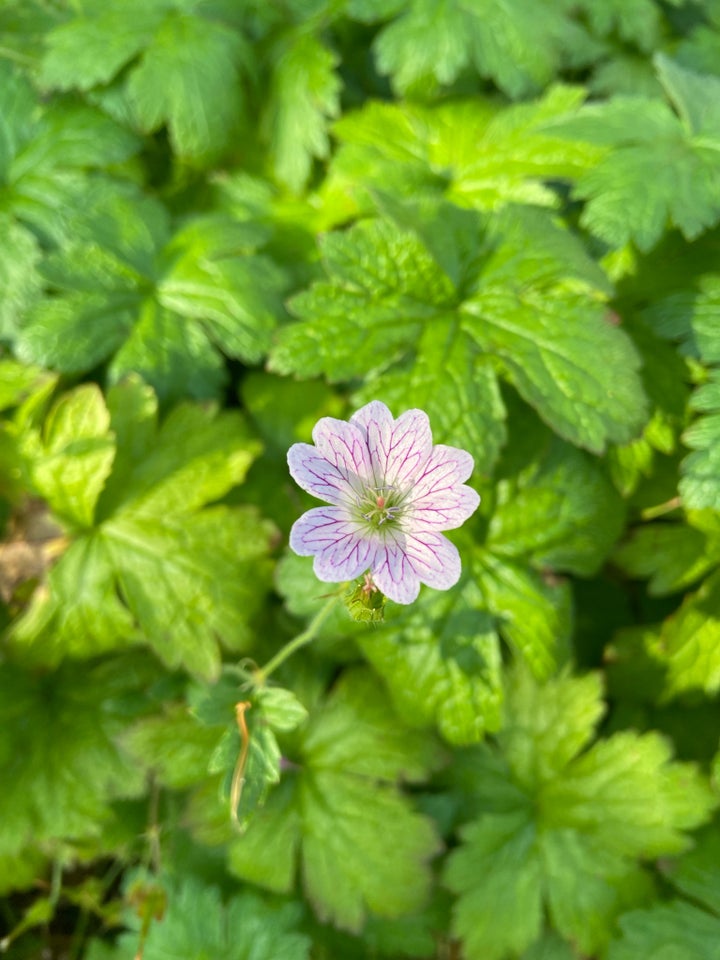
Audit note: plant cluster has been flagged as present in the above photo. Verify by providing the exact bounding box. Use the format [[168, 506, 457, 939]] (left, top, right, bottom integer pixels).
[[2, 1, 720, 958]]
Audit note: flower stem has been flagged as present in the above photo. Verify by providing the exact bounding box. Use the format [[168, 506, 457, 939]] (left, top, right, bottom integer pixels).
[[640, 495, 682, 521], [254, 592, 343, 684]]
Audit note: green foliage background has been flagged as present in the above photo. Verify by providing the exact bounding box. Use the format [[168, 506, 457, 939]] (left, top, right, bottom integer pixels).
[[2, 0, 720, 957]]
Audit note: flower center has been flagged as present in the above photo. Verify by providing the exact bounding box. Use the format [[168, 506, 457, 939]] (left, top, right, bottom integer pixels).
[[358, 485, 403, 528]]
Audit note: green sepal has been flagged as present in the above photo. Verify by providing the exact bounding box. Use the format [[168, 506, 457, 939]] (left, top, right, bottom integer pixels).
[[345, 576, 387, 623]]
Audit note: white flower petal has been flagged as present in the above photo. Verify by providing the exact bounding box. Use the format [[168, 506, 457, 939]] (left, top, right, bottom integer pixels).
[[403, 531, 461, 590], [372, 531, 461, 602], [371, 534, 421, 604], [353, 403, 433, 488], [287, 443, 358, 505], [411, 445, 476, 496], [290, 506, 376, 582], [350, 400, 394, 435], [312, 417, 373, 491], [407, 484, 481, 530], [403, 445, 480, 528]]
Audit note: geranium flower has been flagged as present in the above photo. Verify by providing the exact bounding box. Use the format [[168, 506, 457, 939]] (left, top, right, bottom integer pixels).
[[287, 400, 480, 604]]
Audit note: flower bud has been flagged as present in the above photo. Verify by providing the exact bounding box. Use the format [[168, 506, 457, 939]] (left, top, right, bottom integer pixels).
[[344, 573, 386, 623]]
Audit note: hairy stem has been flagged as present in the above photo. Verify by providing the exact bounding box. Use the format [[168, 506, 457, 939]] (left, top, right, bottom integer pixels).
[[255, 591, 343, 684], [640, 495, 682, 521]]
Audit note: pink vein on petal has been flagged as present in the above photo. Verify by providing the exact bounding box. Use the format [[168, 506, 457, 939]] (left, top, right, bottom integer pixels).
[[409, 446, 476, 501], [364, 408, 433, 488], [287, 443, 358, 505], [408, 484, 480, 530], [372, 532, 421, 604], [312, 417, 373, 489], [290, 507, 376, 581], [402, 532, 461, 590], [350, 400, 394, 438]]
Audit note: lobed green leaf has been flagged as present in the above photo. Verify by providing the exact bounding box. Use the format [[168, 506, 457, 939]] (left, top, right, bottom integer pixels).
[[229, 671, 441, 931]]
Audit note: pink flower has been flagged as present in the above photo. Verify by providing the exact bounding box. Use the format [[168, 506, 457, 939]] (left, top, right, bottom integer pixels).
[[287, 400, 480, 604]]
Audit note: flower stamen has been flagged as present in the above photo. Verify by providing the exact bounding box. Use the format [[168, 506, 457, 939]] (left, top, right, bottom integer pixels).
[[358, 485, 403, 528], [360, 572, 377, 596]]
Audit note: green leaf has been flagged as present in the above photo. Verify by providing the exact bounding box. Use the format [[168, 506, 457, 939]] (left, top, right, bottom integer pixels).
[[462, 283, 646, 454], [270, 202, 646, 458], [330, 101, 458, 208], [0, 656, 153, 861], [21, 384, 115, 531], [608, 901, 720, 960], [11, 379, 274, 678], [93, 875, 310, 960], [487, 439, 626, 576], [666, 822, 720, 915], [443, 86, 603, 210], [127, 11, 249, 163], [264, 30, 341, 192], [0, 60, 138, 267], [330, 87, 601, 213], [357, 577, 504, 745], [0, 61, 44, 177], [677, 12, 720, 78], [590, 54, 662, 99], [497, 670, 605, 787], [543, 731, 713, 856], [521, 931, 578, 960], [0, 848, 47, 898], [606, 431, 658, 497], [446, 808, 543, 960], [16, 189, 285, 403], [241, 372, 344, 456], [272, 218, 453, 383], [0, 361, 55, 414], [445, 670, 716, 959], [474, 553, 571, 680], [229, 670, 441, 931], [682, 369, 720, 511], [655, 567, 720, 697], [15, 184, 169, 375], [374, 0, 579, 98], [108, 301, 228, 405], [648, 276, 720, 366], [0, 216, 41, 340], [190, 675, 309, 830], [548, 59, 720, 250], [257, 685, 309, 732], [576, 0, 664, 52], [158, 215, 288, 364], [614, 514, 720, 595], [655, 53, 720, 140], [5, 103, 138, 246], [346, 0, 406, 20], [40, 2, 165, 91], [0, 0, 65, 68], [208, 720, 283, 831], [307, 899, 447, 960], [122, 702, 221, 791], [631, 310, 691, 420], [642, 275, 720, 509], [1, 67, 137, 233], [41, 2, 251, 164], [606, 311, 690, 495], [354, 322, 507, 473], [17, 98, 140, 175]]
